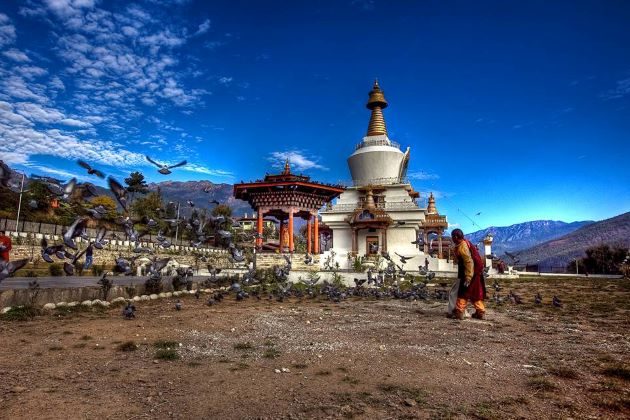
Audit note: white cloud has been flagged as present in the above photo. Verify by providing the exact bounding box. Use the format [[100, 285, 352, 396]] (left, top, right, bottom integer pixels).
[[268, 150, 328, 171], [2, 48, 30, 62], [407, 171, 439, 180], [193, 19, 211, 36], [602, 77, 630, 99], [0, 1, 231, 180], [184, 163, 233, 177], [0, 151, 29, 165], [42, 0, 97, 19], [15, 102, 65, 123], [0, 13, 16, 47], [22, 162, 85, 181], [204, 40, 226, 50], [218, 76, 233, 85], [59, 117, 91, 127]]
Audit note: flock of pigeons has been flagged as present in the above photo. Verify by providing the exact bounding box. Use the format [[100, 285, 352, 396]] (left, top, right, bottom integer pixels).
[[2, 158, 567, 315], [0, 157, 254, 283], [491, 281, 563, 307]]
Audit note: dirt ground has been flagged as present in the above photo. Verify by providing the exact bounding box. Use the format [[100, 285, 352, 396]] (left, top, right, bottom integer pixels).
[[0, 276, 629, 419]]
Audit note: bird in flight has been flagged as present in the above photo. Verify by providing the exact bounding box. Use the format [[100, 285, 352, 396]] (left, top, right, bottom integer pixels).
[[145, 155, 187, 175], [77, 160, 105, 178]]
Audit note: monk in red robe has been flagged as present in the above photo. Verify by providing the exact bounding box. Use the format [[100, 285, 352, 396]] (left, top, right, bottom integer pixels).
[[0, 230, 12, 262], [451, 229, 486, 320]]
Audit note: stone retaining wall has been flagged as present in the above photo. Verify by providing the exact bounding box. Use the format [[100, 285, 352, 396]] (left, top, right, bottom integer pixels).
[[8, 244, 233, 273], [0, 280, 213, 308]]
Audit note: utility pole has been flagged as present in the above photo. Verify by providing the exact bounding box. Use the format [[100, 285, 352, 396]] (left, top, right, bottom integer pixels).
[[174, 201, 181, 244], [575, 258, 579, 275], [15, 172, 25, 235]]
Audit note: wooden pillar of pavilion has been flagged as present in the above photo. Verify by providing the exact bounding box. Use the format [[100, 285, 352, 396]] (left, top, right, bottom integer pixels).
[[279, 221, 286, 252], [233, 161, 345, 255], [438, 231, 443, 259], [313, 215, 319, 254], [288, 209, 294, 253], [256, 210, 264, 247], [306, 216, 312, 254]]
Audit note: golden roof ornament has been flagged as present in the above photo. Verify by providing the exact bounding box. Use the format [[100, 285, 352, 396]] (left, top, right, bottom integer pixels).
[[282, 158, 291, 175], [427, 192, 437, 214], [366, 79, 388, 136]]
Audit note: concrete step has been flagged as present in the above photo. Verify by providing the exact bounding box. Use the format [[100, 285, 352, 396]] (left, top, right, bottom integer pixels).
[[256, 253, 320, 270]]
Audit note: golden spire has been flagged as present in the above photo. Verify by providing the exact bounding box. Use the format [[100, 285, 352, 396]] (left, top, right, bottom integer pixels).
[[427, 192, 437, 214], [282, 158, 291, 175], [366, 79, 388, 136]]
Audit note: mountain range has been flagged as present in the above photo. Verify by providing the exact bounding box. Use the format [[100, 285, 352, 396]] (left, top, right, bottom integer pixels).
[[467, 220, 594, 256], [512, 212, 630, 267], [146, 181, 252, 217]]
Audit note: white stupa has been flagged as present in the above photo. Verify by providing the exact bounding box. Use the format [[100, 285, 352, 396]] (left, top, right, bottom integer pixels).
[[320, 80, 455, 272]]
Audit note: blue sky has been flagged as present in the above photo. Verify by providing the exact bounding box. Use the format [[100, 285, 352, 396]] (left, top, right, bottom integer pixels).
[[0, 0, 628, 233]]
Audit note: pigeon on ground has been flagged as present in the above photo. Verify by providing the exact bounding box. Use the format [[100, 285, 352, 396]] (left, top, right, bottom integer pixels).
[[508, 290, 523, 304], [534, 293, 542, 305], [354, 278, 367, 288], [552, 296, 562, 308], [122, 302, 136, 319], [175, 300, 182, 311], [77, 160, 105, 178]]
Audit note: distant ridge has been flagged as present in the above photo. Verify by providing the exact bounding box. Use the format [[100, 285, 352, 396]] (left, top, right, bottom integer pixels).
[[146, 180, 252, 216], [512, 212, 630, 267], [467, 219, 594, 256]]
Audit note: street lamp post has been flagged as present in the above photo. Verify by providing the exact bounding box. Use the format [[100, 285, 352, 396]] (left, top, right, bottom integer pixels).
[[575, 258, 579, 275], [174, 201, 180, 244], [14, 172, 26, 235]]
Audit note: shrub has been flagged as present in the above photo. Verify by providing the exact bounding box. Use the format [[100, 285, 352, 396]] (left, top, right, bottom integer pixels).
[[145, 277, 163, 294], [155, 349, 179, 360], [91, 265, 104, 276], [154, 340, 179, 349], [48, 263, 63, 277], [117, 341, 138, 352], [0, 306, 40, 321], [234, 342, 253, 350], [263, 348, 281, 359]]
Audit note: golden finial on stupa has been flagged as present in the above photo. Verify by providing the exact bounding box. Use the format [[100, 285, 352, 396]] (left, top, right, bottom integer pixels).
[[427, 192, 437, 214], [283, 158, 291, 175], [366, 79, 388, 136]]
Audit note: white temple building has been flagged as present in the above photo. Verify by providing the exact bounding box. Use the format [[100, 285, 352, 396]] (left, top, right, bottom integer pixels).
[[320, 81, 455, 272]]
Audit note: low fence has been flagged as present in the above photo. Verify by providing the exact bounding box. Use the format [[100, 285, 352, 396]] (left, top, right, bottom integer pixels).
[[0, 218, 226, 255], [515, 264, 621, 276]]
